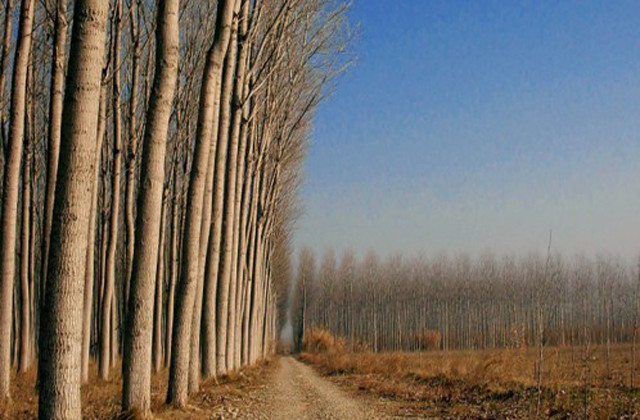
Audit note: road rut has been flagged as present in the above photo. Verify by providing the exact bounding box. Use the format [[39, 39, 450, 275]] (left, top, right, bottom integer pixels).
[[231, 357, 376, 419]]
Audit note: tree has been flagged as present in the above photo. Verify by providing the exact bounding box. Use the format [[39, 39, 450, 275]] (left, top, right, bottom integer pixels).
[[122, 0, 179, 412], [0, 0, 35, 399], [167, 0, 238, 407], [41, 0, 68, 304], [37, 0, 109, 416]]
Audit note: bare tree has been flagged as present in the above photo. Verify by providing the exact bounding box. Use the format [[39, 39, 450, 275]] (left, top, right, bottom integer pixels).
[[37, 0, 109, 415], [41, 0, 68, 303], [167, 0, 238, 407], [122, 0, 179, 412], [0, 0, 35, 399]]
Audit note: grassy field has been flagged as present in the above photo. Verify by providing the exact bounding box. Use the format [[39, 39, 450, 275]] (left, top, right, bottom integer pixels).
[[300, 331, 640, 418]]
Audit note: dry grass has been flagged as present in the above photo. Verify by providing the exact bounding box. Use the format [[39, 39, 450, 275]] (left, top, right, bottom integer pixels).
[[300, 329, 640, 419], [0, 359, 275, 419]]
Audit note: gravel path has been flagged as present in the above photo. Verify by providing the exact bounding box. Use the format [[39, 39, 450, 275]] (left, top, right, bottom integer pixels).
[[228, 357, 378, 419]]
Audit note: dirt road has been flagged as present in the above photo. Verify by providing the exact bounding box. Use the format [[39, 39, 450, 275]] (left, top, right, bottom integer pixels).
[[223, 357, 378, 419]]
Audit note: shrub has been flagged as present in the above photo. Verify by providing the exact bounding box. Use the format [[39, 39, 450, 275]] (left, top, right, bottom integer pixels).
[[302, 328, 346, 354]]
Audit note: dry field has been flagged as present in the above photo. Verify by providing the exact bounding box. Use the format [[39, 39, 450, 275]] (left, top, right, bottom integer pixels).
[[300, 332, 640, 418]]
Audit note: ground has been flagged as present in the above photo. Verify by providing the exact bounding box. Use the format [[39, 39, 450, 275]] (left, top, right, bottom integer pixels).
[[300, 344, 640, 419], [2, 346, 640, 418], [0, 357, 380, 419]]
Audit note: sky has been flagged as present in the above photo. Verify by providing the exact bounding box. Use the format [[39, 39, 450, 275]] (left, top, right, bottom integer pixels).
[[294, 0, 640, 262]]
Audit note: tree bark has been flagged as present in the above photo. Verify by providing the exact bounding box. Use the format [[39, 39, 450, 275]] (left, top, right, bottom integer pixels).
[[37, 0, 109, 415], [100, 0, 124, 380], [213, 9, 242, 376], [82, 83, 107, 383], [122, 0, 179, 410], [124, 0, 141, 310], [165, 162, 181, 368], [0, 0, 35, 398], [18, 91, 32, 374], [41, 0, 68, 304], [153, 195, 168, 373], [228, 1, 251, 368], [167, 0, 237, 407]]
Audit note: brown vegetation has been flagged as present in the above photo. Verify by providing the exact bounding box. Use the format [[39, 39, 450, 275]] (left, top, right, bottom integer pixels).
[[300, 329, 640, 418], [0, 359, 275, 419]]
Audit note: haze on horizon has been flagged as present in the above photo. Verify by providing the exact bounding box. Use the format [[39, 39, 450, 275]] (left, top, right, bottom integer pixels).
[[295, 0, 640, 262]]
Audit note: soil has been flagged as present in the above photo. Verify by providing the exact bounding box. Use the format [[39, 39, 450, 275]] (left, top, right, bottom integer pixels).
[[0, 357, 389, 419]]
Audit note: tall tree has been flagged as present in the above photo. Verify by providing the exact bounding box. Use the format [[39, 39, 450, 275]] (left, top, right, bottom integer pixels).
[[81, 82, 107, 383], [41, 0, 68, 303], [124, 0, 142, 307], [37, 0, 109, 416], [99, 0, 124, 380], [214, 7, 241, 376], [167, 0, 237, 407], [0, 0, 35, 399], [122, 0, 179, 412]]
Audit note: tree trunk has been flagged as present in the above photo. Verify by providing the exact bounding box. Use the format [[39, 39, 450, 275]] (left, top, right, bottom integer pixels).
[[214, 10, 242, 376], [165, 163, 181, 368], [37, 0, 109, 415], [153, 196, 168, 373], [82, 83, 107, 383], [41, 0, 68, 305], [100, 0, 124, 380], [167, 0, 237, 407], [124, 0, 141, 310], [122, 0, 179, 410], [0, 0, 34, 398], [18, 98, 32, 374], [229, 1, 251, 367]]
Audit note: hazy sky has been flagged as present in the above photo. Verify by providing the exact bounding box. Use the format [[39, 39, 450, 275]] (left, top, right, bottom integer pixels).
[[294, 0, 640, 261]]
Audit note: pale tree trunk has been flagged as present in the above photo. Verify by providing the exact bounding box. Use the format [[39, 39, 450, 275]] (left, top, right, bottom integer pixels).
[[82, 83, 107, 383], [0, 0, 35, 398], [165, 162, 180, 368], [192, 0, 241, 386], [239, 122, 256, 365], [41, 0, 68, 304], [20, 55, 37, 370], [214, 10, 242, 376], [100, 0, 124, 380], [153, 196, 168, 373], [122, 0, 179, 410], [27, 144, 35, 364], [167, 0, 237, 407], [229, 2, 251, 367], [37, 0, 109, 416], [124, 0, 141, 309], [189, 20, 225, 395], [110, 295, 117, 369], [18, 86, 32, 374], [247, 171, 263, 364], [12, 286, 18, 368], [98, 184, 108, 344]]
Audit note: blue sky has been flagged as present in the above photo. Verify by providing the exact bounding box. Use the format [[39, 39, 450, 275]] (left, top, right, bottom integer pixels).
[[294, 0, 640, 261]]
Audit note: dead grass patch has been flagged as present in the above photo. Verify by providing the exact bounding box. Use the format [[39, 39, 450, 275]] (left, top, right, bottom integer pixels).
[[300, 329, 640, 418]]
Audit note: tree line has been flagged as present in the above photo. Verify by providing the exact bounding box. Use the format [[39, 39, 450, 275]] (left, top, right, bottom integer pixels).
[[0, 0, 349, 417], [292, 248, 639, 355]]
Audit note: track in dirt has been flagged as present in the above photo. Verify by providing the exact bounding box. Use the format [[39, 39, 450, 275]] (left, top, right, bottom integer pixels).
[[233, 357, 376, 419]]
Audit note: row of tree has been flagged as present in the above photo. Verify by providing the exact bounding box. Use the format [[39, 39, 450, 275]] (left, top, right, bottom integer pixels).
[[292, 248, 639, 353], [0, 0, 348, 417]]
